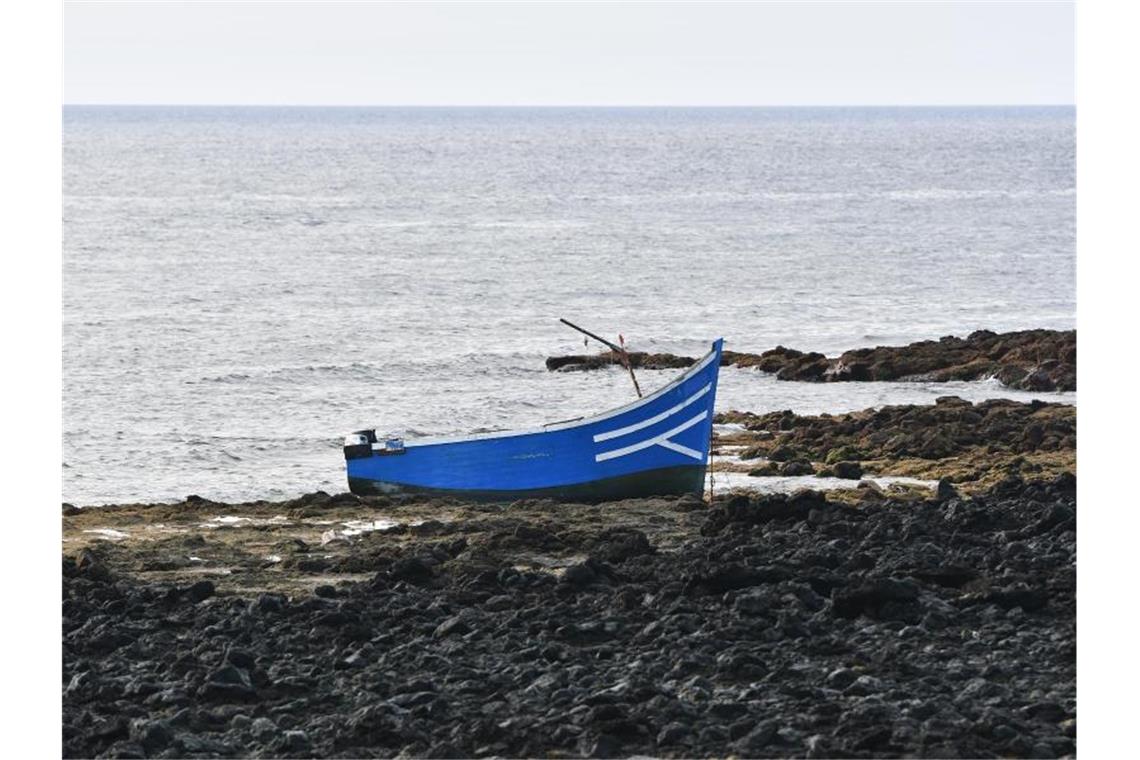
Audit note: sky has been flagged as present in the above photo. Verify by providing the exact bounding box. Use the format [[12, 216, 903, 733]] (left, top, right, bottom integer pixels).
[[64, 1, 1074, 106]]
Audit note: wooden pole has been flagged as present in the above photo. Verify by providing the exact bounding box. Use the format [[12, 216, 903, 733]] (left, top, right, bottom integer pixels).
[[619, 334, 643, 398], [559, 319, 621, 352], [559, 318, 643, 398]]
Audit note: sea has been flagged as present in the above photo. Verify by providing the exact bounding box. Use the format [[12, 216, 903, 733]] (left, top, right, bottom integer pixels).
[[63, 106, 1075, 506]]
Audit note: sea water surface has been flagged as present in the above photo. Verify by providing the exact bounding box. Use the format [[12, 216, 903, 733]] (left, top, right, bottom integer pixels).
[[64, 106, 1075, 505]]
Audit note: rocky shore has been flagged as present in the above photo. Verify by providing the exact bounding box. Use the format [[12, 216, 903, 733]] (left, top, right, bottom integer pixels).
[[547, 329, 1076, 392], [63, 467, 1075, 757], [714, 397, 1075, 492]]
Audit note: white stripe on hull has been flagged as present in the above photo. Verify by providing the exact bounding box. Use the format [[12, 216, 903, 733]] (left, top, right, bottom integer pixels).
[[592, 383, 712, 443], [594, 411, 708, 462]]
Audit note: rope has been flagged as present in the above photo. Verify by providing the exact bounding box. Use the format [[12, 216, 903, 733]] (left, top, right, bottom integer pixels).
[[707, 425, 716, 504]]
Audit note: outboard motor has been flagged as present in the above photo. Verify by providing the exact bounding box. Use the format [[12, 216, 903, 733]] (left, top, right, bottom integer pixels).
[[343, 429, 376, 460]]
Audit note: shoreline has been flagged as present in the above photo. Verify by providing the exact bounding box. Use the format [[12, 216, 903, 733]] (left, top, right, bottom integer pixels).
[[63, 395, 1076, 758], [64, 395, 1076, 511]]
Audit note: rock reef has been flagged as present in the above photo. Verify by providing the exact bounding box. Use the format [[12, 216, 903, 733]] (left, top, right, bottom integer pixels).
[[716, 397, 1075, 491], [64, 472, 1075, 758], [547, 329, 1076, 392]]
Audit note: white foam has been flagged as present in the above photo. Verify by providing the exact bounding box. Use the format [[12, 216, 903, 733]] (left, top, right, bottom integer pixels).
[[82, 528, 129, 540], [316, 517, 435, 545], [200, 515, 289, 529], [340, 518, 403, 536], [707, 469, 936, 495]]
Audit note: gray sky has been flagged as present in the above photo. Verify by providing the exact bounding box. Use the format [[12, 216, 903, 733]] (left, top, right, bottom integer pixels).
[[64, 1, 1074, 106]]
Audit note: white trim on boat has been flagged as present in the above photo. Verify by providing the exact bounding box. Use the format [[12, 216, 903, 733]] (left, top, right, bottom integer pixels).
[[658, 438, 704, 460], [592, 383, 711, 443], [384, 342, 722, 448], [594, 410, 708, 462]]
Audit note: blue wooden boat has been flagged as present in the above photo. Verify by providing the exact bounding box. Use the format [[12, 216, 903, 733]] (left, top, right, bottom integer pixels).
[[344, 338, 724, 502]]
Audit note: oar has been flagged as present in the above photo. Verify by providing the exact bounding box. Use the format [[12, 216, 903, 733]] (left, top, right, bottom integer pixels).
[[559, 318, 643, 398]]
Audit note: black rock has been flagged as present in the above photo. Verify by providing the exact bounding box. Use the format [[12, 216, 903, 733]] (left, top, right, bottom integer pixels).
[[185, 580, 215, 603], [255, 592, 286, 613], [250, 716, 278, 740], [832, 577, 920, 619], [912, 565, 977, 588], [75, 548, 112, 582], [178, 734, 235, 754], [562, 562, 597, 587], [768, 446, 798, 462], [483, 594, 513, 611], [780, 460, 816, 476], [426, 741, 466, 758], [698, 564, 768, 593], [984, 584, 1049, 611], [434, 614, 472, 638], [198, 666, 256, 702], [592, 528, 655, 563], [90, 717, 130, 744], [805, 733, 831, 758], [656, 722, 692, 745], [1022, 701, 1067, 722], [936, 478, 959, 501], [131, 720, 172, 754], [210, 665, 251, 686], [561, 558, 618, 587], [852, 727, 894, 752], [734, 589, 775, 615], [1051, 470, 1076, 494], [315, 609, 357, 627], [64, 671, 91, 698], [388, 556, 435, 584], [736, 721, 778, 753], [833, 461, 863, 479], [269, 729, 311, 755], [844, 675, 885, 696], [581, 733, 622, 758], [224, 647, 257, 670], [296, 558, 331, 573], [708, 701, 748, 720], [825, 668, 859, 688]]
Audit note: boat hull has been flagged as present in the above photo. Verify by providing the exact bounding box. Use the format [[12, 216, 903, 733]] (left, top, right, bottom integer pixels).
[[348, 464, 704, 503], [345, 338, 724, 503]]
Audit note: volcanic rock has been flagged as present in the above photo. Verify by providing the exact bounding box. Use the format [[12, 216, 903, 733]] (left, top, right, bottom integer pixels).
[[546, 329, 1075, 390]]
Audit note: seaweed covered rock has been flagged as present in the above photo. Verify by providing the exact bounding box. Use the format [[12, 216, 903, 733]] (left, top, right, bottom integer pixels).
[[828, 329, 1076, 390], [547, 329, 1075, 391], [716, 397, 1075, 462]]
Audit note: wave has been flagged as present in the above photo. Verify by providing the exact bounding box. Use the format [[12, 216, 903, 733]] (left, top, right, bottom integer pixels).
[[881, 188, 1074, 202]]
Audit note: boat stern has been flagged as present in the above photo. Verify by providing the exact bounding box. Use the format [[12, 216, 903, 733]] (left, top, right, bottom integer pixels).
[[344, 430, 412, 495], [343, 429, 376, 461]]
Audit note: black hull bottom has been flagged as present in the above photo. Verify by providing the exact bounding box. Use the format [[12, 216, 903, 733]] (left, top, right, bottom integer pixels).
[[347, 465, 706, 504]]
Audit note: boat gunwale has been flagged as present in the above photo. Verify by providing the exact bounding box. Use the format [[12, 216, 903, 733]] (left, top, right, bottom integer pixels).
[[374, 340, 723, 449]]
